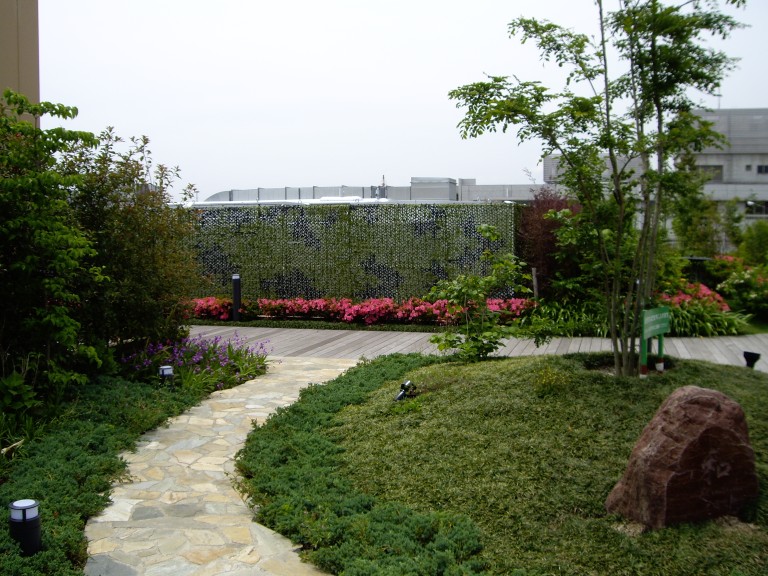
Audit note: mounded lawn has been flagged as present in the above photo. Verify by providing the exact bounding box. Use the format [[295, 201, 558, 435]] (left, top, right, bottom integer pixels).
[[237, 353, 768, 575]]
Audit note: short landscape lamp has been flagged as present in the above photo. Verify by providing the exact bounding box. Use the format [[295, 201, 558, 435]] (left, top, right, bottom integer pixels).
[[744, 351, 761, 369], [394, 380, 414, 401], [159, 364, 174, 386], [9, 499, 41, 556], [232, 274, 241, 322]]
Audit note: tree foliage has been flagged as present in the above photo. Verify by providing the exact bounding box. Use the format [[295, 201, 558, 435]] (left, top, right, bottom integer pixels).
[[0, 91, 102, 405], [1, 90, 201, 414], [516, 187, 578, 299], [739, 220, 768, 267], [449, 0, 745, 375], [60, 129, 201, 349]]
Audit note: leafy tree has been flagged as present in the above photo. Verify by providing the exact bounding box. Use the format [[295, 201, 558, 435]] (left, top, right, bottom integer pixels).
[[671, 188, 723, 256], [449, 0, 745, 375], [0, 91, 103, 407], [739, 220, 768, 266], [722, 197, 745, 249], [516, 186, 578, 299], [59, 129, 201, 351], [1, 90, 201, 421], [669, 151, 739, 256]]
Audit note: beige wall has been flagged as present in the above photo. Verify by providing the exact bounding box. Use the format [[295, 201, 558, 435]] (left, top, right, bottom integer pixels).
[[0, 0, 40, 105]]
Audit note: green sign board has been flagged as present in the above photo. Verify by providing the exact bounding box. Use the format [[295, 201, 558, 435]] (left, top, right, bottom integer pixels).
[[640, 306, 670, 376], [642, 307, 670, 339]]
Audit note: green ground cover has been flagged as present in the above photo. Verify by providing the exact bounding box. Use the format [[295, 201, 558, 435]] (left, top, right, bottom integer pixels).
[[237, 353, 768, 575], [0, 334, 268, 574], [0, 377, 209, 575]]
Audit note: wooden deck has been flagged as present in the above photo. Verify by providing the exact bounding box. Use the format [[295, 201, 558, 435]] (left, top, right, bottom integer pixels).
[[189, 325, 768, 373]]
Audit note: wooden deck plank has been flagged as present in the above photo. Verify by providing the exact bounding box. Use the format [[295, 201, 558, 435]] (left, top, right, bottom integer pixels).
[[556, 337, 571, 355], [372, 332, 437, 357], [267, 329, 342, 356], [353, 332, 420, 359], [567, 338, 583, 354], [189, 326, 768, 373], [301, 330, 394, 358], [663, 338, 687, 359]]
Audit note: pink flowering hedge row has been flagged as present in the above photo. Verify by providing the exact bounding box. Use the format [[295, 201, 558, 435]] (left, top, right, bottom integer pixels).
[[191, 281, 745, 336], [191, 296, 531, 326]]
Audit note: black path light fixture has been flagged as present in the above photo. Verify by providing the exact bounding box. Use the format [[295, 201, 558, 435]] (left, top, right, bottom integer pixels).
[[8, 499, 41, 556], [232, 273, 241, 322], [744, 351, 761, 369], [394, 380, 414, 401]]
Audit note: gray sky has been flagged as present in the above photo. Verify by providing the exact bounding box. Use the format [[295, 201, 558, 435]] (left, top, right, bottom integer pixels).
[[39, 1, 766, 201]]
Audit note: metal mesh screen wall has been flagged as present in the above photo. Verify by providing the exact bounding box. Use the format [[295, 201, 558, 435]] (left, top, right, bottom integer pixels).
[[195, 203, 517, 300]]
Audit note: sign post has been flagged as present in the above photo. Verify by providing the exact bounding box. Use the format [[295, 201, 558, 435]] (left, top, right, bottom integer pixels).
[[640, 307, 670, 378]]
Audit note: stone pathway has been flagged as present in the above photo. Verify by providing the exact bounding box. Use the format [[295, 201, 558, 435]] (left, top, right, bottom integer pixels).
[[84, 356, 358, 576]]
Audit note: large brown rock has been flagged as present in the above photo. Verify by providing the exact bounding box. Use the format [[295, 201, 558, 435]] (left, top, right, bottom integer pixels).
[[605, 385, 758, 529]]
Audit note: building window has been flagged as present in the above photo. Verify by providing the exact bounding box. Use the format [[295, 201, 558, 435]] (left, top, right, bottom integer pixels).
[[746, 164, 752, 171], [758, 165, 768, 174], [698, 165, 723, 182]]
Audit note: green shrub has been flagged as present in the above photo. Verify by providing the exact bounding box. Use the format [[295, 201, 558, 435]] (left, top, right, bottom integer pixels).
[[655, 282, 749, 336], [0, 91, 103, 409], [666, 300, 749, 336], [61, 129, 202, 346], [516, 300, 609, 342], [739, 220, 768, 267], [119, 333, 269, 394], [717, 266, 768, 321], [426, 225, 531, 361], [704, 254, 745, 284]]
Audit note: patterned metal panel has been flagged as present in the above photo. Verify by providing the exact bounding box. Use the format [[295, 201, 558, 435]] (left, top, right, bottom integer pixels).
[[194, 203, 517, 300]]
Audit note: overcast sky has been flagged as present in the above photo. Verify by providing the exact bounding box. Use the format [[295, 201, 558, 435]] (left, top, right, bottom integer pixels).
[[38, 0, 766, 201]]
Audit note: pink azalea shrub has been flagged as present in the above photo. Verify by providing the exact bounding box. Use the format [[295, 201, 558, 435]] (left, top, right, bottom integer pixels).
[[191, 296, 530, 326], [193, 296, 234, 321], [656, 282, 748, 336], [487, 298, 532, 320], [658, 282, 730, 312]]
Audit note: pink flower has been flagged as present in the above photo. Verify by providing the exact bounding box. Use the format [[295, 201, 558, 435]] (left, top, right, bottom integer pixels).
[[192, 296, 534, 326], [658, 283, 730, 312]]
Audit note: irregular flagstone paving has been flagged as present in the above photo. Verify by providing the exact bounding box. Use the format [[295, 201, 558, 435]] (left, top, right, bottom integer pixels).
[[84, 356, 358, 576]]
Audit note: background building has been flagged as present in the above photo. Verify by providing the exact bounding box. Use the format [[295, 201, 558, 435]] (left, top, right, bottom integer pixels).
[[695, 108, 768, 220], [201, 108, 768, 213], [1, 0, 40, 123]]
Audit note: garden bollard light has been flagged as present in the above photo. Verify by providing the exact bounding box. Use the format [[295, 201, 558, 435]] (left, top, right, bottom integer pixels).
[[232, 274, 241, 321], [9, 499, 41, 556], [159, 365, 174, 386], [744, 351, 760, 369]]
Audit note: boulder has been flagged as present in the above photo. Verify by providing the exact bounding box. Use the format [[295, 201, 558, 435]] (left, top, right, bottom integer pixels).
[[605, 385, 758, 529]]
